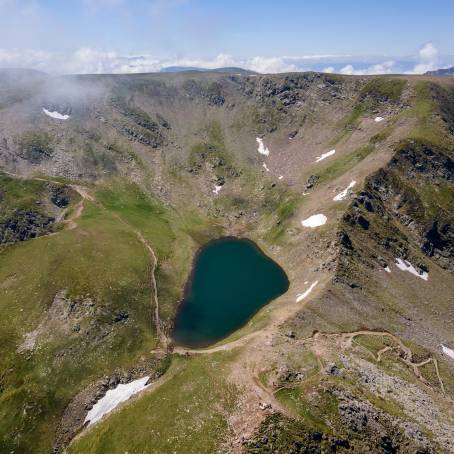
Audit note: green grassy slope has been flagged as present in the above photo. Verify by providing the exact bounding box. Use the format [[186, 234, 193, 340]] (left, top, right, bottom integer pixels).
[[69, 352, 238, 454], [0, 176, 221, 453]]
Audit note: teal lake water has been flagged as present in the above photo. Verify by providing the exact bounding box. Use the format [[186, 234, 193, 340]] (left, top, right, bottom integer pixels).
[[171, 238, 289, 347]]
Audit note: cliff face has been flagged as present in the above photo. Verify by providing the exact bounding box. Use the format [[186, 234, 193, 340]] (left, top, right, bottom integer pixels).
[[338, 138, 454, 281]]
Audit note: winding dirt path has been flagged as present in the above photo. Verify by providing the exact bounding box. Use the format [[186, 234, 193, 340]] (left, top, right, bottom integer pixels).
[[62, 185, 94, 230], [14, 174, 167, 348], [1, 173, 91, 232], [173, 323, 447, 453], [113, 215, 168, 348], [51, 179, 167, 348], [309, 329, 446, 393], [172, 331, 261, 355]]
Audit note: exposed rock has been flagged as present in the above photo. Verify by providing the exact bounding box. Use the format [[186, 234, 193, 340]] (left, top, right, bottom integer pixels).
[[17, 290, 107, 353], [16, 131, 54, 164], [0, 209, 54, 244], [50, 186, 71, 208], [113, 310, 129, 323], [421, 220, 454, 268], [244, 413, 351, 454], [53, 354, 170, 453], [303, 175, 320, 191], [325, 363, 342, 376], [338, 231, 353, 251]]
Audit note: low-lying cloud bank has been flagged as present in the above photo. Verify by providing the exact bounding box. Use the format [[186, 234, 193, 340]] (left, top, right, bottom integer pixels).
[[0, 43, 453, 75]]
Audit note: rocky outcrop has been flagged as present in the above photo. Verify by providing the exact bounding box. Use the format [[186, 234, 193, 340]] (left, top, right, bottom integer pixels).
[[0, 209, 54, 244], [237, 72, 345, 107], [118, 124, 165, 148], [389, 139, 454, 182], [335, 389, 434, 453], [337, 139, 454, 281], [421, 220, 454, 269], [50, 186, 71, 208], [244, 413, 350, 454], [18, 290, 98, 352], [244, 402, 435, 454], [16, 131, 54, 164], [182, 79, 225, 105], [424, 83, 454, 133], [53, 354, 170, 453], [111, 97, 169, 148]]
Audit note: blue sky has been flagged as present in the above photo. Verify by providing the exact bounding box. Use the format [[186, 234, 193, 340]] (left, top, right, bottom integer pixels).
[[1, 0, 454, 74]]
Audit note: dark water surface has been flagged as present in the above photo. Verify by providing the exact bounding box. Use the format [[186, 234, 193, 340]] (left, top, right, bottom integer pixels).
[[172, 238, 289, 347]]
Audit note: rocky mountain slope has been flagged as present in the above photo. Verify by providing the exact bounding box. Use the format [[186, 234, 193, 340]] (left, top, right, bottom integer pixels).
[[0, 69, 453, 453], [426, 66, 454, 76]]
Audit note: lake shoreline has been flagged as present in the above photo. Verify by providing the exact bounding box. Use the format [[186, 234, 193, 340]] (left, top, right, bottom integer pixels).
[[171, 236, 289, 348]]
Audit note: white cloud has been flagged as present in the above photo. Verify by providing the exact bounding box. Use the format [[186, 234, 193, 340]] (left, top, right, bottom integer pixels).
[[0, 49, 308, 74], [340, 60, 396, 75], [334, 44, 443, 76], [411, 42, 439, 74], [419, 42, 438, 61], [247, 56, 297, 73], [0, 48, 54, 71], [339, 64, 354, 75], [0, 44, 449, 76]]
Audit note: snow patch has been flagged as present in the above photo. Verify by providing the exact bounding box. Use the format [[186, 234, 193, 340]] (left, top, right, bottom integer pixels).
[[384, 266, 391, 273], [315, 149, 335, 163], [262, 163, 270, 172], [395, 258, 428, 280], [278, 175, 284, 180], [441, 345, 454, 360], [256, 137, 270, 156], [84, 377, 150, 426], [374, 116, 384, 123], [42, 108, 70, 120], [296, 281, 319, 302], [301, 214, 327, 228], [333, 180, 356, 201], [213, 185, 223, 195]]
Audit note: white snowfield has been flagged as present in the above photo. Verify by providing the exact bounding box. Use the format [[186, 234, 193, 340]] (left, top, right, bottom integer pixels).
[[256, 137, 270, 156], [296, 280, 319, 302], [213, 185, 223, 195], [384, 266, 391, 273], [374, 116, 384, 122], [441, 345, 454, 360], [84, 376, 150, 426], [301, 214, 327, 228], [42, 108, 70, 120], [262, 163, 270, 172], [315, 149, 335, 163], [333, 180, 356, 201], [395, 258, 428, 281], [278, 175, 284, 180]]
